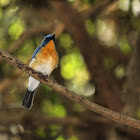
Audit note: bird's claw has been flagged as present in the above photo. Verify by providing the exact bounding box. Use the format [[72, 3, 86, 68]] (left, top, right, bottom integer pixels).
[[45, 75, 48, 79]]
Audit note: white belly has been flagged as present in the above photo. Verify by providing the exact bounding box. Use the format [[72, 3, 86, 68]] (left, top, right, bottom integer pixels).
[[28, 58, 54, 91], [29, 58, 54, 76], [36, 58, 53, 76]]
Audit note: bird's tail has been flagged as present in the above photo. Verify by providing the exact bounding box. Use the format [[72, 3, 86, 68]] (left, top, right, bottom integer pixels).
[[22, 89, 35, 109]]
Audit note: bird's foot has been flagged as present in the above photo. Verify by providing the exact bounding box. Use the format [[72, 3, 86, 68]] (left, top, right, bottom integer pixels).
[[45, 75, 48, 79]]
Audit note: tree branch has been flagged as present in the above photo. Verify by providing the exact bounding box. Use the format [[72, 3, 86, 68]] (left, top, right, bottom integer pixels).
[[0, 48, 140, 129]]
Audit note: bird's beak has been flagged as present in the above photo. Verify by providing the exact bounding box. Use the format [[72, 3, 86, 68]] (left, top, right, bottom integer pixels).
[[52, 33, 55, 39]]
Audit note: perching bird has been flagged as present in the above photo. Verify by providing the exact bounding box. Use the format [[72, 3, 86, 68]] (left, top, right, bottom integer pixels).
[[22, 34, 59, 109]]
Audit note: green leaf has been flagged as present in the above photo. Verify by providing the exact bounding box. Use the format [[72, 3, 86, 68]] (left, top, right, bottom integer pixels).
[[0, 0, 10, 6], [85, 19, 95, 35], [56, 136, 65, 140], [59, 33, 73, 49], [36, 128, 46, 138], [42, 100, 66, 117], [60, 52, 84, 80], [8, 19, 24, 40], [119, 37, 132, 54], [114, 65, 125, 79]]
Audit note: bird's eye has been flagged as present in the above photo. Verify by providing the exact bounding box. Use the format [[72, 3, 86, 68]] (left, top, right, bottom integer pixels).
[[45, 38, 48, 41]]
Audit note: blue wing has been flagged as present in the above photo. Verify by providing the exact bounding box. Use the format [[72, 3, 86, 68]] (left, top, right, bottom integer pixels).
[[31, 46, 41, 60]]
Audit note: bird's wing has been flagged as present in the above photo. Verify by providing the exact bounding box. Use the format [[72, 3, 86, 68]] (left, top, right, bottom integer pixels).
[[31, 46, 41, 60]]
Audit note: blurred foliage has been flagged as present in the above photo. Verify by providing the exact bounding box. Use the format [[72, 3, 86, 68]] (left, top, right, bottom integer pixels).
[[0, 0, 140, 139], [17, 40, 34, 61], [136, 108, 140, 119], [85, 19, 96, 35], [59, 33, 73, 49], [36, 128, 46, 138], [119, 0, 130, 12], [56, 135, 78, 140], [60, 52, 87, 80], [8, 19, 24, 40], [50, 125, 62, 137], [118, 37, 132, 54], [97, 19, 117, 46], [56, 136, 78, 140], [114, 65, 125, 79], [104, 57, 115, 70], [82, 0, 100, 4], [42, 100, 67, 117], [0, 0, 10, 7]]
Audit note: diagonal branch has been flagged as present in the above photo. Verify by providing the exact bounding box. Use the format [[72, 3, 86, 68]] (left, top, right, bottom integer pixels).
[[0, 48, 140, 129]]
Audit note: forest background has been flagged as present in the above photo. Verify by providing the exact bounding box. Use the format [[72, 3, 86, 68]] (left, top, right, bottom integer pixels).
[[0, 0, 140, 140]]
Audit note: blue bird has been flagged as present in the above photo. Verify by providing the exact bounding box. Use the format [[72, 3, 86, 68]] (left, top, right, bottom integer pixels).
[[22, 34, 59, 109]]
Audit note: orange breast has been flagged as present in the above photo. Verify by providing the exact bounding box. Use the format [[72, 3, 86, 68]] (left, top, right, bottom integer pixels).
[[35, 40, 58, 69]]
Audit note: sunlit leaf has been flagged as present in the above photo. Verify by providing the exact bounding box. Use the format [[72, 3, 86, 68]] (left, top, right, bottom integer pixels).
[[118, 37, 132, 54], [132, 0, 140, 16], [0, 0, 10, 6], [42, 100, 66, 117], [73, 66, 89, 85], [8, 19, 24, 40], [119, 0, 130, 11], [56, 136, 65, 140], [114, 65, 125, 79], [70, 136, 78, 140], [60, 52, 84, 80], [59, 33, 72, 49], [60, 51, 90, 88], [97, 19, 117, 46]]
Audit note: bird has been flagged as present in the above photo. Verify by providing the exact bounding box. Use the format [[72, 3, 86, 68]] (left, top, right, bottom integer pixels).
[[22, 33, 59, 109]]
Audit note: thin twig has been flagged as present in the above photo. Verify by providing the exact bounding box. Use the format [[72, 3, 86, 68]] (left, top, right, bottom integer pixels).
[[0, 48, 140, 129]]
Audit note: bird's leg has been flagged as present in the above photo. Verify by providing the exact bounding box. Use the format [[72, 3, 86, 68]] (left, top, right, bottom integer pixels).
[[45, 75, 48, 79], [38, 72, 48, 80]]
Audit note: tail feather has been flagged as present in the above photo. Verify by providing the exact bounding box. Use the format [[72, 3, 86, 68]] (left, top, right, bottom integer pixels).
[[22, 90, 35, 109]]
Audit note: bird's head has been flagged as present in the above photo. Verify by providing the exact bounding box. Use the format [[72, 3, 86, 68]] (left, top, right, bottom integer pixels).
[[40, 33, 55, 47]]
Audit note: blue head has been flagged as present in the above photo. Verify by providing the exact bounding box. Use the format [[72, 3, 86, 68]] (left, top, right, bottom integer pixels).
[[40, 33, 55, 47]]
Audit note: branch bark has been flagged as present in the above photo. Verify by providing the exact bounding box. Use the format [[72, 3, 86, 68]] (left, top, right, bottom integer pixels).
[[0, 48, 140, 129]]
